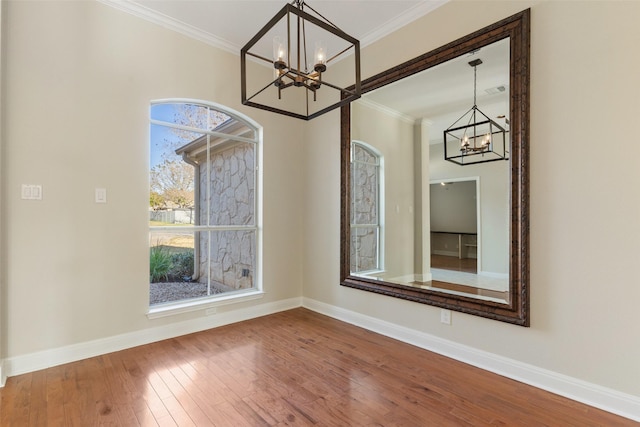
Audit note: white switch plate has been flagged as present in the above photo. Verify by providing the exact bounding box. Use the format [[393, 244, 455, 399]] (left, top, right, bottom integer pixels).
[[440, 309, 452, 325], [21, 184, 42, 200], [95, 188, 107, 203]]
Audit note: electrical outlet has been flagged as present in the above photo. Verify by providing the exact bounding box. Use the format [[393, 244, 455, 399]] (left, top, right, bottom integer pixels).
[[205, 307, 216, 316], [440, 309, 452, 325]]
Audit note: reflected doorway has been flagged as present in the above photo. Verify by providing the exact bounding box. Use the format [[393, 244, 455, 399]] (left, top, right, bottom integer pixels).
[[429, 179, 479, 279]]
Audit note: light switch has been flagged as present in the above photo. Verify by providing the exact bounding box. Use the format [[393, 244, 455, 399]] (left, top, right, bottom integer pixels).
[[21, 184, 42, 200], [95, 188, 107, 203]]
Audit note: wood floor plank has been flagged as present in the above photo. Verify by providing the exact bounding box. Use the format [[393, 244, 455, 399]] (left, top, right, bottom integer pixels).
[[44, 366, 67, 426], [159, 395, 196, 427], [1, 373, 32, 426], [0, 308, 636, 426], [25, 370, 46, 426], [133, 408, 159, 427], [229, 398, 272, 427]]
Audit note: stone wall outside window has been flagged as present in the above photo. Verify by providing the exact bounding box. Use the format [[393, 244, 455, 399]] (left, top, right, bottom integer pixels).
[[350, 143, 380, 273], [198, 143, 256, 291]]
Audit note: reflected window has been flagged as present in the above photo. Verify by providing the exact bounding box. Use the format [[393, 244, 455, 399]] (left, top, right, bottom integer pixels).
[[149, 100, 261, 306], [350, 141, 383, 273]]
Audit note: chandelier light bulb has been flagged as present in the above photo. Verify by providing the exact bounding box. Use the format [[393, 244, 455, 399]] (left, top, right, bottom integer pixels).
[[314, 41, 327, 72], [273, 36, 287, 69]]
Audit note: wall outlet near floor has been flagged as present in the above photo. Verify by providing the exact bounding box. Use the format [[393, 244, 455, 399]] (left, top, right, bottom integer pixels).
[[205, 307, 217, 316], [440, 309, 452, 325]]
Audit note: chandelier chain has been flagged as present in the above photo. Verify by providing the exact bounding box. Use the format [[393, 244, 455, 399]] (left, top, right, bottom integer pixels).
[[473, 64, 477, 106]]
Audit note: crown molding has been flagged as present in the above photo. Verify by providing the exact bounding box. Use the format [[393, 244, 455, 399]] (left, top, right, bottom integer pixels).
[[360, 0, 449, 48], [96, 0, 238, 55], [357, 97, 416, 124], [98, 0, 449, 56]]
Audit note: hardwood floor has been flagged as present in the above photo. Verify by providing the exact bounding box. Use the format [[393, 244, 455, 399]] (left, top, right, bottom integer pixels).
[[428, 255, 507, 300], [431, 255, 477, 274], [0, 308, 634, 426]]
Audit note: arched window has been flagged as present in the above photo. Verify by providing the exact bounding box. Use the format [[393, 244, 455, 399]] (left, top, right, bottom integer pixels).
[[149, 100, 262, 311], [350, 141, 383, 274]]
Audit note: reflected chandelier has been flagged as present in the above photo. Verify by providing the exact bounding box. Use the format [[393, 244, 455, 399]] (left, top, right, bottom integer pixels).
[[444, 59, 508, 165], [241, 0, 361, 120]]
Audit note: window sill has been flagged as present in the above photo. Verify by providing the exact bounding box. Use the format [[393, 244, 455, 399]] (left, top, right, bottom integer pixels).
[[147, 289, 265, 319]]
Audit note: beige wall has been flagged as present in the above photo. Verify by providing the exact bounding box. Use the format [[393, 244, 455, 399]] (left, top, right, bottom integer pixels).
[[1, 0, 304, 358], [351, 101, 416, 278], [303, 0, 640, 398]]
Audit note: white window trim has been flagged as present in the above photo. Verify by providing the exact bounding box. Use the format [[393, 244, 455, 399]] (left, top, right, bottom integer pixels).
[[147, 289, 265, 319], [148, 99, 263, 318]]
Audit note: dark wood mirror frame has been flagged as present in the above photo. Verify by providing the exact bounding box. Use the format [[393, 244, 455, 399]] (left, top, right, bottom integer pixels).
[[340, 9, 530, 326]]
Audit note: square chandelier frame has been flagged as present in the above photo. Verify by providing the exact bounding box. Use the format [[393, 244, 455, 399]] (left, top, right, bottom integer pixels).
[[443, 56, 509, 166], [443, 107, 508, 166], [241, 2, 361, 120]]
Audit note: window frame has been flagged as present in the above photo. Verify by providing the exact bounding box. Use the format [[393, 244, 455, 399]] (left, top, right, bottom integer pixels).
[[350, 140, 384, 275], [147, 98, 263, 319]]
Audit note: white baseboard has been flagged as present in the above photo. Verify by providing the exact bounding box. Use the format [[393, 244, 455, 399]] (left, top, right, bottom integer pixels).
[[302, 297, 640, 423], [432, 249, 459, 257], [415, 272, 433, 282], [0, 359, 6, 387], [3, 297, 302, 380], [478, 271, 509, 279], [4, 296, 639, 423]]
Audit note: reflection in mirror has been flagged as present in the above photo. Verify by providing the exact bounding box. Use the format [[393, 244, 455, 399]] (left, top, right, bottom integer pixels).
[[350, 38, 510, 304], [429, 179, 509, 303], [350, 141, 383, 274], [340, 10, 530, 326]]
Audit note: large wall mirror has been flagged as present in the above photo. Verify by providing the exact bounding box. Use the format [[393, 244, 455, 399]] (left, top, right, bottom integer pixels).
[[340, 10, 530, 326]]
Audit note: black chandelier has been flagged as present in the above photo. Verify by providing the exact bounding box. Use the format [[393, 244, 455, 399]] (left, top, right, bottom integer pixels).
[[444, 59, 508, 165], [241, 0, 361, 120]]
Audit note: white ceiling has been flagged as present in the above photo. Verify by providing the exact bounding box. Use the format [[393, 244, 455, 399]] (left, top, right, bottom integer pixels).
[[362, 37, 510, 139], [101, 0, 448, 54], [101, 0, 508, 134]]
